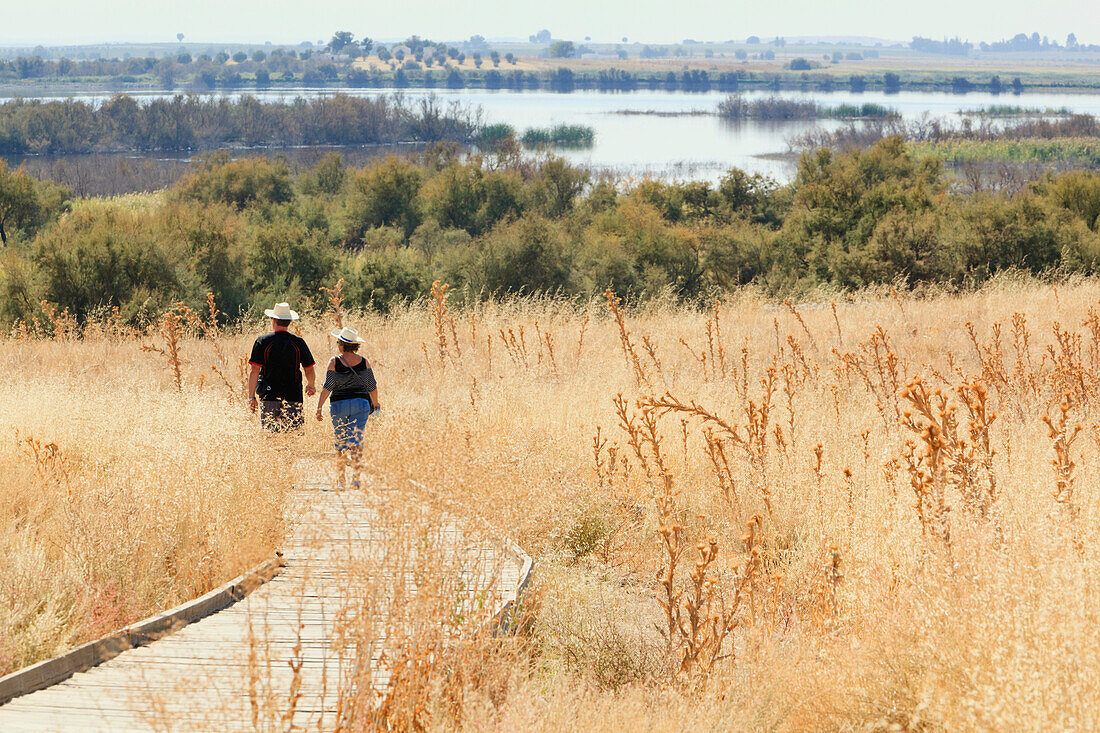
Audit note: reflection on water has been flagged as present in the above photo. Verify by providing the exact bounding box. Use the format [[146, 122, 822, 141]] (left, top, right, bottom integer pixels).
[[10, 87, 1100, 182]]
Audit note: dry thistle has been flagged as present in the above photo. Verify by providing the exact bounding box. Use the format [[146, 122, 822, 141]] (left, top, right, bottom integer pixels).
[[605, 289, 652, 389], [783, 298, 817, 351], [318, 277, 345, 330], [1041, 391, 1083, 523], [141, 307, 186, 392]]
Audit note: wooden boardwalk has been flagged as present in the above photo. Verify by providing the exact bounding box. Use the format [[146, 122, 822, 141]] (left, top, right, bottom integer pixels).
[[0, 461, 528, 731]]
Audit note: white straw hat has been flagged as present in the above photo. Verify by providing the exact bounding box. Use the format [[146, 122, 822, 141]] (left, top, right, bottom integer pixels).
[[331, 326, 366, 343], [264, 302, 300, 321]]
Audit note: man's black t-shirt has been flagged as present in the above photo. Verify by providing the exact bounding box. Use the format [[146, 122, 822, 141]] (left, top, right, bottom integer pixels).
[[249, 331, 315, 403]]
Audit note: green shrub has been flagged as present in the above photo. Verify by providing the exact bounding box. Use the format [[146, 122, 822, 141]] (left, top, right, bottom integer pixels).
[[341, 247, 428, 311], [562, 504, 614, 563], [520, 124, 595, 149], [343, 158, 422, 241], [475, 122, 516, 149], [176, 153, 293, 210], [469, 216, 573, 296], [244, 215, 337, 301], [0, 160, 71, 245], [420, 163, 483, 234], [34, 208, 181, 321]]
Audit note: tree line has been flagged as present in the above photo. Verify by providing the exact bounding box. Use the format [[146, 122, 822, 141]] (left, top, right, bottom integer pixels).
[[0, 95, 479, 155]]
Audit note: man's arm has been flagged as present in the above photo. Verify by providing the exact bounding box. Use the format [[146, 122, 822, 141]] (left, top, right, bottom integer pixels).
[[299, 338, 317, 397], [247, 363, 261, 413], [303, 365, 316, 397]]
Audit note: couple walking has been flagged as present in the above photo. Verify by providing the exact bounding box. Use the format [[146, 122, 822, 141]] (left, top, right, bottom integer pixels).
[[247, 302, 381, 487]]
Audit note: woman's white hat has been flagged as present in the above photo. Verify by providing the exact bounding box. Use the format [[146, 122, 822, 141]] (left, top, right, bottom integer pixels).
[[264, 302, 300, 321], [331, 326, 366, 343]]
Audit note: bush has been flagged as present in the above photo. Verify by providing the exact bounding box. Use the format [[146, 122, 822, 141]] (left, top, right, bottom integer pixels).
[[475, 122, 516, 149], [175, 153, 293, 211], [521, 124, 595, 149], [343, 158, 422, 241], [341, 247, 428, 311], [420, 163, 483, 234], [244, 215, 337, 301], [469, 216, 573, 296], [34, 208, 181, 321], [0, 160, 71, 245]]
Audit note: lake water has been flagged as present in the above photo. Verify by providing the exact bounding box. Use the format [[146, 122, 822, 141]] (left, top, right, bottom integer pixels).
[[12, 87, 1100, 181]]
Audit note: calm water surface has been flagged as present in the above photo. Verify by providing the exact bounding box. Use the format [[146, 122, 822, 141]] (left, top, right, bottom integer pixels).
[[15, 88, 1100, 181]]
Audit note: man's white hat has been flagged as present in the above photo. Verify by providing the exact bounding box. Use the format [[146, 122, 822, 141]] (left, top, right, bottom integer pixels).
[[331, 326, 366, 343], [264, 302, 300, 321]]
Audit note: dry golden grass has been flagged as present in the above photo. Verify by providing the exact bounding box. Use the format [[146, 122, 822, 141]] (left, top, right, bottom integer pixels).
[[302, 277, 1100, 730], [9, 276, 1100, 731], [0, 322, 291, 675]]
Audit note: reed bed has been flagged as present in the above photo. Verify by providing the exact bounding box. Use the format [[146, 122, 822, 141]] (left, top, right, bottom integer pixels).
[[519, 124, 596, 149], [718, 94, 898, 121]]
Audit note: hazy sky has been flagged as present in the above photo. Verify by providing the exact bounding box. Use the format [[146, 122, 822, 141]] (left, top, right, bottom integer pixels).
[[1, 0, 1097, 47]]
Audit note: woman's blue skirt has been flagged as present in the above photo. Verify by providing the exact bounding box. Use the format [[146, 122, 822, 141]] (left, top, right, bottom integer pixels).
[[329, 398, 371, 451]]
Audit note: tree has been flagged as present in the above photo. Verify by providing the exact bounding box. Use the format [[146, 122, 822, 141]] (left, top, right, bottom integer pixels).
[[329, 31, 355, 54], [883, 72, 901, 93], [505, 52, 516, 65], [251, 50, 266, 62], [537, 157, 588, 217], [0, 163, 38, 246], [376, 46, 391, 62], [344, 158, 422, 240], [473, 53, 483, 68], [360, 37, 374, 56], [490, 50, 500, 67], [176, 154, 293, 211], [232, 51, 247, 63], [176, 53, 192, 64], [530, 29, 552, 44], [0, 161, 69, 246], [549, 41, 575, 58]]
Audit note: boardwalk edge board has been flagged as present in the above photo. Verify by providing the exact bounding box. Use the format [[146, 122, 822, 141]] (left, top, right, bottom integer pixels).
[[0, 552, 285, 706], [406, 477, 535, 635], [491, 537, 536, 635]]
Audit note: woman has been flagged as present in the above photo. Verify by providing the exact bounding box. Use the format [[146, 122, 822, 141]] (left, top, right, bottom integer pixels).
[[315, 326, 380, 489]]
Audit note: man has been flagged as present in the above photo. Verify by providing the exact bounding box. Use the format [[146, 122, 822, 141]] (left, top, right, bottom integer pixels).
[[247, 302, 316, 432]]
